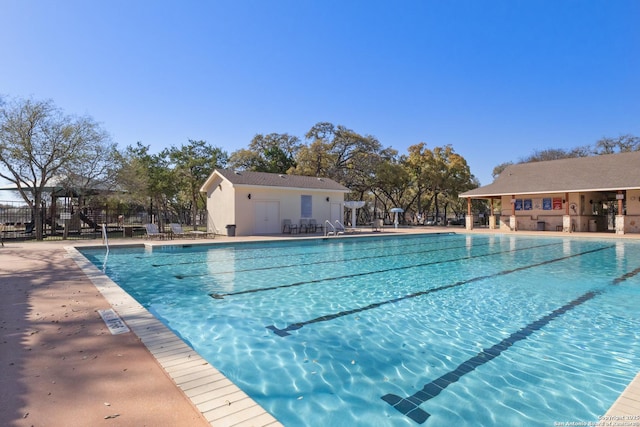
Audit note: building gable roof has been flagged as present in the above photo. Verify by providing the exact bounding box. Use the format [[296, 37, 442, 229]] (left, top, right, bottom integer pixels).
[[201, 169, 350, 192], [461, 151, 640, 198]]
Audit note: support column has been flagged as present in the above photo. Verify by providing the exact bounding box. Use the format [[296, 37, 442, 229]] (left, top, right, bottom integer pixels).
[[616, 190, 625, 234], [615, 216, 625, 235], [465, 198, 473, 230], [563, 192, 572, 232], [510, 195, 516, 231], [489, 198, 496, 229]]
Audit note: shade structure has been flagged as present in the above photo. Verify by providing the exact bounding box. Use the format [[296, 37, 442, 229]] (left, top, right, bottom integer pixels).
[[344, 201, 366, 227], [389, 207, 404, 228]]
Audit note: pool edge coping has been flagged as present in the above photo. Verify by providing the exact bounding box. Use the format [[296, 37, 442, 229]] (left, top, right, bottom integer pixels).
[[65, 245, 283, 427]]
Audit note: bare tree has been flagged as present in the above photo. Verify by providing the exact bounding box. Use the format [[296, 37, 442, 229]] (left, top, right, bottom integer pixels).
[[0, 97, 113, 240]]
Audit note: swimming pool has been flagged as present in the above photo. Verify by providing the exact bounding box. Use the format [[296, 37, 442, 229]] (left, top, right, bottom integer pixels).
[[80, 233, 640, 426]]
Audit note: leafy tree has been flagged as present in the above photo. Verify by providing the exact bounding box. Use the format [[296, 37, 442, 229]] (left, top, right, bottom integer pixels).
[[0, 97, 113, 240], [115, 142, 175, 226], [404, 143, 434, 219], [371, 160, 415, 224], [402, 144, 474, 223], [295, 122, 393, 192], [164, 140, 228, 228], [229, 133, 300, 173], [492, 161, 513, 179]]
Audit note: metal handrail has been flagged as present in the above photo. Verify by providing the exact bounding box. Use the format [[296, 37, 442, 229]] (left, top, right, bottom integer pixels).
[[325, 220, 336, 236], [101, 223, 109, 251]]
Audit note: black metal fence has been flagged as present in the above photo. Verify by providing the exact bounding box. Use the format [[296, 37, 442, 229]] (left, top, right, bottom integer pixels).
[[0, 200, 207, 241]]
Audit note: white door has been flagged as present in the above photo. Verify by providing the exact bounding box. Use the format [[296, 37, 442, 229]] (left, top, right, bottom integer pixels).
[[330, 203, 342, 224], [254, 201, 280, 234]]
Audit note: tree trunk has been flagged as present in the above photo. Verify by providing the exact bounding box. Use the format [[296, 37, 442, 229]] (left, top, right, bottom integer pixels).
[[34, 194, 43, 241]]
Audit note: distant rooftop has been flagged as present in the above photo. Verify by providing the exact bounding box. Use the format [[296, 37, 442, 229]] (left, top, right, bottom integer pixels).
[[461, 151, 640, 198], [213, 169, 350, 192]]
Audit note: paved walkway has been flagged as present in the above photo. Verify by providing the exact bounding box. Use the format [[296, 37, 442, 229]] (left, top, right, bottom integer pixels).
[[0, 240, 210, 427], [1, 227, 639, 426]]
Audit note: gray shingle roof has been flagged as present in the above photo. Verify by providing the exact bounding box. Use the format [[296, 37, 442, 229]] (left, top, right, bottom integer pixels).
[[461, 151, 640, 197], [215, 169, 350, 192]]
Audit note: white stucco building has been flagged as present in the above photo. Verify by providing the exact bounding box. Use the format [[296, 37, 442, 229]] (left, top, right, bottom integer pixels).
[[200, 169, 350, 236]]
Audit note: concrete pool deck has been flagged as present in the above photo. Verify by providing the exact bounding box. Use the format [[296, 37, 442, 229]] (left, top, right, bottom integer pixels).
[[1, 227, 639, 426]]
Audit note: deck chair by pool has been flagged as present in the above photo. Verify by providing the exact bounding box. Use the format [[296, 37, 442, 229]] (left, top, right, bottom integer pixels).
[[308, 219, 321, 233], [282, 219, 298, 234], [144, 223, 168, 239], [169, 223, 213, 239], [169, 223, 188, 238], [299, 218, 309, 233], [371, 218, 384, 232]]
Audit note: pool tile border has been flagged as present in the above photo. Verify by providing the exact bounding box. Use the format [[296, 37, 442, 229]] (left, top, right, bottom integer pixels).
[[65, 246, 282, 427], [605, 372, 640, 418]]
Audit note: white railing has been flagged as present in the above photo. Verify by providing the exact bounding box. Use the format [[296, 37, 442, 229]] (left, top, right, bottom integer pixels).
[[324, 220, 335, 236], [101, 223, 109, 251], [324, 220, 345, 236], [101, 223, 109, 272]]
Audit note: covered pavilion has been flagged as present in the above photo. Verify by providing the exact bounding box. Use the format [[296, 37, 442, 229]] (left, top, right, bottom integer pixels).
[[460, 151, 640, 234]]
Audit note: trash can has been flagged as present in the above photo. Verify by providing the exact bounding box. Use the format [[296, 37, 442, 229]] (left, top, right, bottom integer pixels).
[[589, 220, 597, 232], [537, 221, 545, 231], [123, 226, 133, 237], [225, 224, 236, 237]]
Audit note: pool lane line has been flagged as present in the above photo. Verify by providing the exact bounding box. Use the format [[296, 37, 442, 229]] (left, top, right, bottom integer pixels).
[[264, 245, 612, 337], [151, 235, 462, 268], [381, 292, 599, 424], [612, 265, 640, 284], [380, 260, 638, 424], [210, 240, 562, 299], [140, 233, 444, 261], [177, 237, 508, 278]]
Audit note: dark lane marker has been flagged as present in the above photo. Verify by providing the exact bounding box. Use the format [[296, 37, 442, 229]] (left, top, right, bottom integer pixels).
[[382, 251, 635, 424], [265, 245, 611, 337], [381, 292, 599, 424], [211, 241, 561, 299], [151, 234, 457, 266], [179, 238, 496, 278]]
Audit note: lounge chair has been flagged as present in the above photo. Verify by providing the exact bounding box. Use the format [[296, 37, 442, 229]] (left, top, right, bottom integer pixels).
[[170, 223, 213, 239], [299, 219, 309, 233], [169, 223, 188, 238], [144, 223, 168, 239], [308, 219, 321, 233], [282, 219, 298, 234]]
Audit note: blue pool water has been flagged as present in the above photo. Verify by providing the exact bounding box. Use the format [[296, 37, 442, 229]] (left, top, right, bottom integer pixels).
[[80, 233, 640, 426]]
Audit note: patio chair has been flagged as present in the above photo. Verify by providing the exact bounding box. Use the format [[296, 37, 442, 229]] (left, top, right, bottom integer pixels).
[[144, 223, 168, 239], [0, 224, 4, 247], [299, 218, 309, 233], [371, 218, 384, 232], [282, 219, 298, 234], [308, 219, 321, 233], [169, 223, 188, 238]]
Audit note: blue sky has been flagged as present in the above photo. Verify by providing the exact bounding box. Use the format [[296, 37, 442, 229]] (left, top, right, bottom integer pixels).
[[1, 0, 639, 187]]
